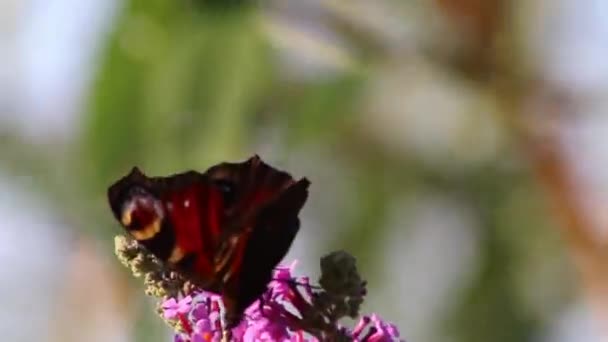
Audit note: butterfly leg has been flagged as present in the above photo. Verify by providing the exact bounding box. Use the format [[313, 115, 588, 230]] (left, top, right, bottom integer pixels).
[[258, 295, 266, 315], [221, 329, 232, 342]]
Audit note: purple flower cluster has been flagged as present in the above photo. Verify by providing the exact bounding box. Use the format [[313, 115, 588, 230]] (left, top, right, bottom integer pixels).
[[161, 261, 402, 342], [350, 315, 402, 342]]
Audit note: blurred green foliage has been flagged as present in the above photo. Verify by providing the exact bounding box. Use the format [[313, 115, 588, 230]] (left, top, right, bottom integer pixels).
[[58, 0, 574, 341]]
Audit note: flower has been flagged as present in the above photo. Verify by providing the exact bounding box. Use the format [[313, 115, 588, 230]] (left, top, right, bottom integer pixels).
[[163, 296, 193, 319], [350, 314, 402, 342], [157, 261, 403, 342], [115, 236, 405, 341]]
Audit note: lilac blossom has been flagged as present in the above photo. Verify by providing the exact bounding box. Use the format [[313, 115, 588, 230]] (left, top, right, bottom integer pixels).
[[160, 261, 403, 342], [163, 296, 193, 319], [114, 236, 404, 342]]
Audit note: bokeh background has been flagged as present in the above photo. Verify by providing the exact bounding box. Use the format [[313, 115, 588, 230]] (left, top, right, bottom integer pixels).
[[3, 0, 608, 341]]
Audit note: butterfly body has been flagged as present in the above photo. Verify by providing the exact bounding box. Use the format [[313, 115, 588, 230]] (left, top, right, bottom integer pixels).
[[108, 156, 310, 325]]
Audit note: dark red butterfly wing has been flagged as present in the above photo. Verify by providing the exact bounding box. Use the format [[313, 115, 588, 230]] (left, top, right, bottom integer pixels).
[[107, 156, 310, 327], [107, 167, 225, 289], [203, 156, 310, 326], [204, 155, 300, 218], [225, 180, 309, 326]]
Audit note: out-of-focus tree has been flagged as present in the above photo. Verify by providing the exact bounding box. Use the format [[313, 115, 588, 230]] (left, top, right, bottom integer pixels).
[[5, 0, 608, 341]]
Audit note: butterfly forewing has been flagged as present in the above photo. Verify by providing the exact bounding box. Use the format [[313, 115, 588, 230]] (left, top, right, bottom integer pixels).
[[205, 155, 296, 219], [108, 168, 226, 287], [161, 181, 226, 285], [203, 156, 310, 326]]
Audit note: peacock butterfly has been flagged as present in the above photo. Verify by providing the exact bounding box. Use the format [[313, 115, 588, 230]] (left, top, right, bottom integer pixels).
[[107, 155, 310, 326]]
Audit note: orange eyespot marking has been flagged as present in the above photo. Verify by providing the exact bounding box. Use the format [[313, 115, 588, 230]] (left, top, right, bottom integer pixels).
[[121, 208, 133, 226], [130, 219, 162, 241], [168, 246, 186, 264], [121, 196, 165, 241]]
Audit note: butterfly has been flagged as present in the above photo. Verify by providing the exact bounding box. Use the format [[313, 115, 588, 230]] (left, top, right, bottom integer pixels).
[[107, 155, 310, 326]]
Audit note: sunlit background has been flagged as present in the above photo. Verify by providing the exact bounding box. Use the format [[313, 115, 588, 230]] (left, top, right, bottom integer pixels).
[[3, 0, 608, 341]]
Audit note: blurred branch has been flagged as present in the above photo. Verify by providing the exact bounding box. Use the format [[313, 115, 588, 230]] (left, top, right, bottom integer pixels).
[[321, 0, 414, 58], [516, 92, 608, 334], [431, 0, 608, 335], [259, 13, 358, 71], [435, 0, 505, 48], [433, 0, 506, 77]]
